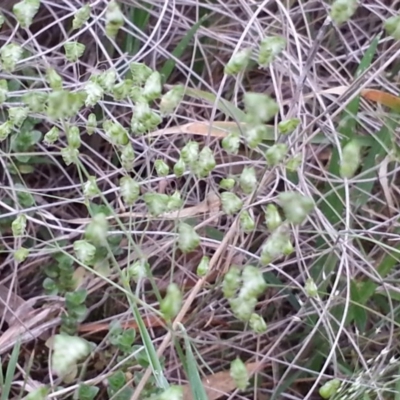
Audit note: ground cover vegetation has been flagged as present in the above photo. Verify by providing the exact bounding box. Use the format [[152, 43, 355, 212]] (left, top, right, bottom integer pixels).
[[1, 0, 400, 399]]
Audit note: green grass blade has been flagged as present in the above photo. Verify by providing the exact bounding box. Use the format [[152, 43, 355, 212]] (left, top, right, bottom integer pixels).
[[124, 3, 153, 55], [395, 365, 400, 400], [358, 245, 400, 305], [1, 341, 21, 400], [192, 6, 211, 79], [182, 329, 208, 400], [319, 34, 380, 225], [353, 115, 397, 209], [310, 35, 380, 284], [310, 251, 338, 290], [126, 294, 169, 390], [271, 368, 303, 400], [0, 357, 3, 387], [262, 271, 300, 311], [337, 243, 400, 328], [160, 14, 209, 83], [183, 87, 246, 121], [271, 352, 324, 400], [347, 279, 367, 332]]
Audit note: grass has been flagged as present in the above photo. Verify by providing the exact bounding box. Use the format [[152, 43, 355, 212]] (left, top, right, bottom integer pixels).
[[1, 1, 400, 400]]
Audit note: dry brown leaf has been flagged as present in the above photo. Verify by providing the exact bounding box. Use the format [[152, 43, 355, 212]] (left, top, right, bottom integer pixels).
[[318, 86, 349, 96], [312, 86, 400, 112], [148, 121, 236, 139], [145, 88, 350, 142], [182, 362, 263, 400], [146, 88, 351, 141], [68, 191, 221, 225], [361, 88, 400, 111], [0, 283, 35, 326], [0, 307, 60, 355], [378, 156, 395, 215]]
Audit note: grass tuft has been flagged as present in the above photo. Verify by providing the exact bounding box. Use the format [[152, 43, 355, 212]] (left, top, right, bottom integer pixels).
[[0, 1, 400, 399]]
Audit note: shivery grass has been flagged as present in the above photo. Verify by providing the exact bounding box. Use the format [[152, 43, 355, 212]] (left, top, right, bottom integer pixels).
[[1, 1, 400, 400]]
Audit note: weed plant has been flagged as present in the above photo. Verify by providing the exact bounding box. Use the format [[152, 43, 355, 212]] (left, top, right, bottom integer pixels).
[[0, 1, 400, 400]]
